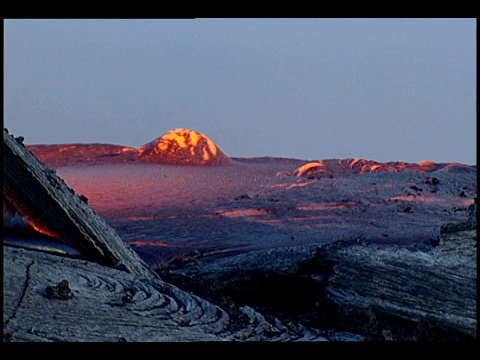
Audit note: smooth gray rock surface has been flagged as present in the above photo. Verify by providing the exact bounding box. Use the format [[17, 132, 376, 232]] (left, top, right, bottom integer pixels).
[[162, 223, 476, 341]]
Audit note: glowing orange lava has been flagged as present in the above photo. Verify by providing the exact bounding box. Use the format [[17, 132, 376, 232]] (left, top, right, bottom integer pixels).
[[24, 215, 61, 239]]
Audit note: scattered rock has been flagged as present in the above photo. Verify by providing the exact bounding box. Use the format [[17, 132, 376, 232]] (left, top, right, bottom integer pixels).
[[235, 193, 252, 200], [423, 177, 440, 185], [440, 201, 476, 234], [44, 279, 74, 300], [15, 136, 25, 146]]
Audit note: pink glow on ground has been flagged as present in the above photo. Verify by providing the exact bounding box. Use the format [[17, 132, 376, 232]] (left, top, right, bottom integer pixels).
[[296, 201, 357, 211], [221, 208, 270, 218], [47, 156, 476, 267], [129, 240, 181, 247], [286, 179, 318, 189]]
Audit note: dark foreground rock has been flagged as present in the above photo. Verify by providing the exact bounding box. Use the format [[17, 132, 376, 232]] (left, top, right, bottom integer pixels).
[[3, 128, 477, 342], [3, 129, 153, 278], [4, 226, 475, 342], [162, 205, 477, 341]]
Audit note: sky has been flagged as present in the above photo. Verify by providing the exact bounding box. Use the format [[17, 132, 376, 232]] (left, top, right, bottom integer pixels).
[[3, 18, 477, 165]]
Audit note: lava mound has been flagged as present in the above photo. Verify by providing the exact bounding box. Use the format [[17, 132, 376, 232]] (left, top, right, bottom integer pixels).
[[293, 158, 473, 177], [138, 128, 232, 165]]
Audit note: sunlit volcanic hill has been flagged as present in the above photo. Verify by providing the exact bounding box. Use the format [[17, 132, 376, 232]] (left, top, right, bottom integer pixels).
[[27, 128, 233, 168], [138, 128, 232, 165]]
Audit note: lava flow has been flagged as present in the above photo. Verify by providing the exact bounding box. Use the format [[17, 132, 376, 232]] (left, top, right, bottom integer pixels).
[[10, 128, 476, 269], [3, 194, 62, 240]]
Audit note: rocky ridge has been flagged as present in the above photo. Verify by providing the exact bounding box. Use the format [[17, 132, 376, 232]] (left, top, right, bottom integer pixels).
[[27, 128, 233, 168]]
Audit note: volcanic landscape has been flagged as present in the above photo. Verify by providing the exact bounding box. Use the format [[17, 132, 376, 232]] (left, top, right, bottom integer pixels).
[[20, 128, 477, 270]]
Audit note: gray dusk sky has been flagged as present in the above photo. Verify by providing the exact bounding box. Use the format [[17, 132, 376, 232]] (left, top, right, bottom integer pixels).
[[4, 18, 477, 165]]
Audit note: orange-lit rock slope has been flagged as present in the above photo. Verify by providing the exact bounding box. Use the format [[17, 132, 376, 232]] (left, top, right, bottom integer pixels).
[[138, 128, 232, 165]]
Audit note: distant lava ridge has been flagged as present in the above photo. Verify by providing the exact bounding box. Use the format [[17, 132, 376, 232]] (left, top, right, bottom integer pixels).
[[293, 158, 475, 177], [26, 128, 475, 174], [27, 128, 233, 168]]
